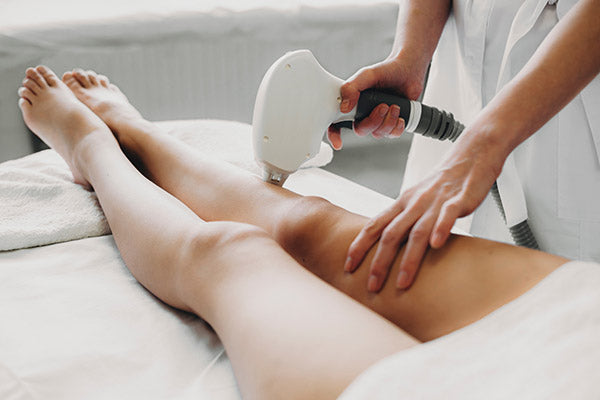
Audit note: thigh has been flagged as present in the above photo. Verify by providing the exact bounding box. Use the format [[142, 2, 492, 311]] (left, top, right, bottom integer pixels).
[[180, 221, 418, 400], [300, 210, 567, 341]]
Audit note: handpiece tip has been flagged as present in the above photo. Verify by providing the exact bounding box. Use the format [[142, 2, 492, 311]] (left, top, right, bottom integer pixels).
[[262, 168, 289, 187]]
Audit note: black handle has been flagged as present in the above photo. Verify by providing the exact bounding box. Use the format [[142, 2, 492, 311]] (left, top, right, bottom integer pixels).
[[354, 89, 412, 122], [333, 89, 463, 142], [332, 89, 412, 131]]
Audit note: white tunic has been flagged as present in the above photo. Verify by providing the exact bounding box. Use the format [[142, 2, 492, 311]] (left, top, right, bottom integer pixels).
[[403, 0, 600, 261]]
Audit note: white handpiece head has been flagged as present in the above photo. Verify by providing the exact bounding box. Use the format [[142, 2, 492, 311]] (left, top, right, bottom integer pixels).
[[252, 50, 354, 186]]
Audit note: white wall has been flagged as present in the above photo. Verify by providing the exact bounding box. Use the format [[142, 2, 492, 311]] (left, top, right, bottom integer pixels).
[[0, 1, 398, 162]]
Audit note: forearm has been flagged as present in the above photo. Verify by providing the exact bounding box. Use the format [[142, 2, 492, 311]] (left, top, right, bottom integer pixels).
[[466, 0, 600, 161], [390, 0, 451, 69]]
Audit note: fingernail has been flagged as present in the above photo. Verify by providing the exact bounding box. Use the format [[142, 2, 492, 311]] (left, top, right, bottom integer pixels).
[[341, 99, 350, 111], [343, 256, 353, 272], [368, 275, 379, 292], [398, 118, 405, 129], [396, 271, 409, 289], [379, 105, 389, 117]]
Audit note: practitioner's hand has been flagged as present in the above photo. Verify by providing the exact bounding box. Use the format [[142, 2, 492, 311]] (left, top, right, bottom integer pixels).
[[344, 128, 507, 292], [326, 56, 427, 150]]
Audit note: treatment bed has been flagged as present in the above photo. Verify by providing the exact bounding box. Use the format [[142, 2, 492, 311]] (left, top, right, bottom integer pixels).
[[1, 120, 599, 399]]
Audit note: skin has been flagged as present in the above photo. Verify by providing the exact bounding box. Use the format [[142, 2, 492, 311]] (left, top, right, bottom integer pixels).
[[18, 65, 567, 399], [331, 0, 600, 292]]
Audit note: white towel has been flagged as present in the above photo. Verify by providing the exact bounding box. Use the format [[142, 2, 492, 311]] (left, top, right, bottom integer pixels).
[[340, 260, 600, 400], [0, 119, 332, 251]]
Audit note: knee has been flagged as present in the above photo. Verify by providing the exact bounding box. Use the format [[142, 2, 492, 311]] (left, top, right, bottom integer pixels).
[[186, 221, 271, 260], [274, 196, 338, 256], [177, 221, 272, 281]]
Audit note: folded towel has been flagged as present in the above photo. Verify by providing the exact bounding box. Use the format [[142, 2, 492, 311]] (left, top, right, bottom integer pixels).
[[0, 119, 333, 251]]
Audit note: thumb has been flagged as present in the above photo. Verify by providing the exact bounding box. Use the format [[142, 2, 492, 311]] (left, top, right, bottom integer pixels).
[[340, 67, 378, 113]]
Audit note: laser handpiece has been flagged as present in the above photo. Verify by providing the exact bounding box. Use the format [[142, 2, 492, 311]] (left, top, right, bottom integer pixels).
[[252, 50, 462, 187], [252, 50, 538, 249]]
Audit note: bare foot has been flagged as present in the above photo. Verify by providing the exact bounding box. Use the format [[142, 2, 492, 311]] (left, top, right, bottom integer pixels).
[[62, 69, 143, 147], [18, 65, 115, 188]]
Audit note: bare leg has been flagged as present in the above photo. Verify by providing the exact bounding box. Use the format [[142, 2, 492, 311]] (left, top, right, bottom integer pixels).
[[65, 70, 568, 341], [19, 66, 417, 399]]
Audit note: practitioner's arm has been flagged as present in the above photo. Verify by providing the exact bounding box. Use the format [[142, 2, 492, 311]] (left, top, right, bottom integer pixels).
[[346, 0, 600, 292], [327, 0, 451, 148]]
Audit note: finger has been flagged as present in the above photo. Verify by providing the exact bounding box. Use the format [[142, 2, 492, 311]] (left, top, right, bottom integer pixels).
[[396, 214, 437, 289], [366, 210, 417, 292], [340, 67, 377, 112], [327, 126, 343, 150], [372, 104, 401, 138], [430, 198, 462, 248], [25, 67, 45, 89], [354, 104, 388, 137], [389, 117, 406, 138], [344, 200, 405, 273]]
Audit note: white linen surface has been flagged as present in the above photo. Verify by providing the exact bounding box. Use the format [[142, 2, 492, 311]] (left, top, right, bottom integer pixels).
[[0, 235, 241, 400], [3, 119, 598, 399], [0, 174, 391, 400], [340, 260, 600, 399], [0, 119, 333, 251], [0, 118, 390, 399]]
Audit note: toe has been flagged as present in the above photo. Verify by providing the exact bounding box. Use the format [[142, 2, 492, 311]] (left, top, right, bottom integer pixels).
[[62, 72, 81, 92], [18, 87, 35, 103], [108, 83, 123, 94], [62, 71, 78, 87], [36, 65, 60, 87], [18, 97, 31, 109], [25, 67, 45, 89], [22, 78, 39, 95], [97, 74, 110, 87], [73, 68, 91, 88], [86, 70, 99, 86]]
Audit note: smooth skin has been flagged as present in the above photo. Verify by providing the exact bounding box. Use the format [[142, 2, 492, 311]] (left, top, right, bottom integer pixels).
[[19, 66, 566, 399], [61, 66, 568, 341], [327, 0, 600, 293]]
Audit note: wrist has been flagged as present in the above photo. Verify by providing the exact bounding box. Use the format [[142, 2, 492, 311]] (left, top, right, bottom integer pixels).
[[456, 118, 515, 178], [391, 48, 431, 75], [382, 50, 429, 99], [470, 99, 534, 162]]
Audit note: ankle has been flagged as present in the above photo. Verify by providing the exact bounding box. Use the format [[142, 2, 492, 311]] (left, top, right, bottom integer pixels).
[[113, 118, 158, 155], [72, 129, 119, 184]]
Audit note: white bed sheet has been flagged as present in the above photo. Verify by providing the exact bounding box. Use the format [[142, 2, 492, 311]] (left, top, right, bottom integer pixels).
[[340, 260, 600, 399], [4, 118, 596, 399], [0, 175, 390, 400], [0, 235, 239, 400], [0, 118, 392, 399]]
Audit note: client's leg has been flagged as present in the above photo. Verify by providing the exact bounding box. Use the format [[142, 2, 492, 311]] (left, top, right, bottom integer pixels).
[[19, 66, 417, 399], [64, 70, 567, 341]]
